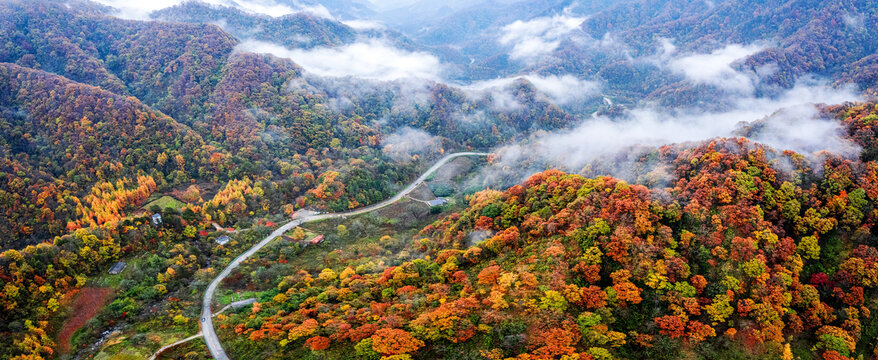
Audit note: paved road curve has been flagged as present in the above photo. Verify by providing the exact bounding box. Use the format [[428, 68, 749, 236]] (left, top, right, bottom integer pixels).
[[148, 333, 203, 360], [201, 152, 489, 360]]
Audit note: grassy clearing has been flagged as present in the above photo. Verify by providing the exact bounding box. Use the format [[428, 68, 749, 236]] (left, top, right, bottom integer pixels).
[[142, 196, 185, 211], [283, 227, 318, 240], [93, 330, 194, 360]]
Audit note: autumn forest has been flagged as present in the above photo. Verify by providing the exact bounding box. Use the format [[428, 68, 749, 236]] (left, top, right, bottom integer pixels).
[[2, 0, 878, 360]]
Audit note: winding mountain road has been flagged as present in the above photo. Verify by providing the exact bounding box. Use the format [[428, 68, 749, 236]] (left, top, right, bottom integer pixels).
[[148, 333, 202, 360], [201, 152, 489, 360]]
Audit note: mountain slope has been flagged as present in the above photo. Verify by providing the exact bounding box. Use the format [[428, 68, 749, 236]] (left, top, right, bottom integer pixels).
[[0, 0, 240, 125], [577, 0, 878, 91], [0, 62, 224, 246], [0, 1, 586, 248], [151, 2, 357, 49], [218, 103, 878, 359]]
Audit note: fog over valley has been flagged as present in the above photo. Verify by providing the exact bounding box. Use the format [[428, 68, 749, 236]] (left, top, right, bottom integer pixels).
[[137, 0, 870, 171], [2, 1, 878, 359]]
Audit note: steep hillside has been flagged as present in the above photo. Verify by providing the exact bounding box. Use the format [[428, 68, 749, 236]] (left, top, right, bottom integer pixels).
[[217, 103, 878, 359], [0, 63, 225, 247], [0, 0, 239, 118], [151, 2, 357, 49], [2, 1, 878, 360], [575, 0, 878, 94], [0, 0, 588, 248]]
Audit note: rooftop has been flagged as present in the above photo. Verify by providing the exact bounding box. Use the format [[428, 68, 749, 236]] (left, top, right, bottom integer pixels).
[[309, 235, 325, 245], [108, 261, 127, 275], [216, 235, 231, 245], [426, 198, 448, 207]]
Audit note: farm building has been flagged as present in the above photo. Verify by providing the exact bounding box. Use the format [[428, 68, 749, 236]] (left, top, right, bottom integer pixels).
[[151, 213, 163, 226], [426, 198, 448, 207], [309, 235, 325, 245], [108, 261, 127, 275], [216, 235, 231, 245]]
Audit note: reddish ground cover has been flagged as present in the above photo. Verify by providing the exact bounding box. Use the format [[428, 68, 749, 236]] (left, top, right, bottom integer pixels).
[[57, 287, 113, 354]]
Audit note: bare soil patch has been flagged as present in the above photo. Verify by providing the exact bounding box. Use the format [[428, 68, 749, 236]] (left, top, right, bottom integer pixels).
[[57, 287, 113, 354]]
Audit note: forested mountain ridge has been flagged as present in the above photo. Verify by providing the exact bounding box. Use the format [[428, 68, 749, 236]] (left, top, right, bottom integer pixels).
[[150, 1, 475, 75], [379, 0, 878, 103], [0, 0, 584, 247], [0, 62, 224, 247], [151, 2, 358, 50], [1, 0, 878, 359], [0, 0, 239, 106], [563, 0, 878, 100], [217, 103, 878, 359]]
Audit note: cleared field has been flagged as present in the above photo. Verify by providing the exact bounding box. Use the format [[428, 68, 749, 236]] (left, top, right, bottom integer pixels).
[[142, 195, 185, 210]]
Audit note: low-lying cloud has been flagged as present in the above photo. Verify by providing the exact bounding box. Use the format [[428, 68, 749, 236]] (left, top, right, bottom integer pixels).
[[343, 19, 386, 31], [844, 13, 866, 29], [743, 105, 860, 157], [288, 75, 434, 116], [525, 75, 601, 105], [488, 77, 861, 184], [381, 127, 442, 162], [666, 43, 767, 94], [466, 74, 601, 110], [236, 39, 445, 81], [498, 14, 586, 63]]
